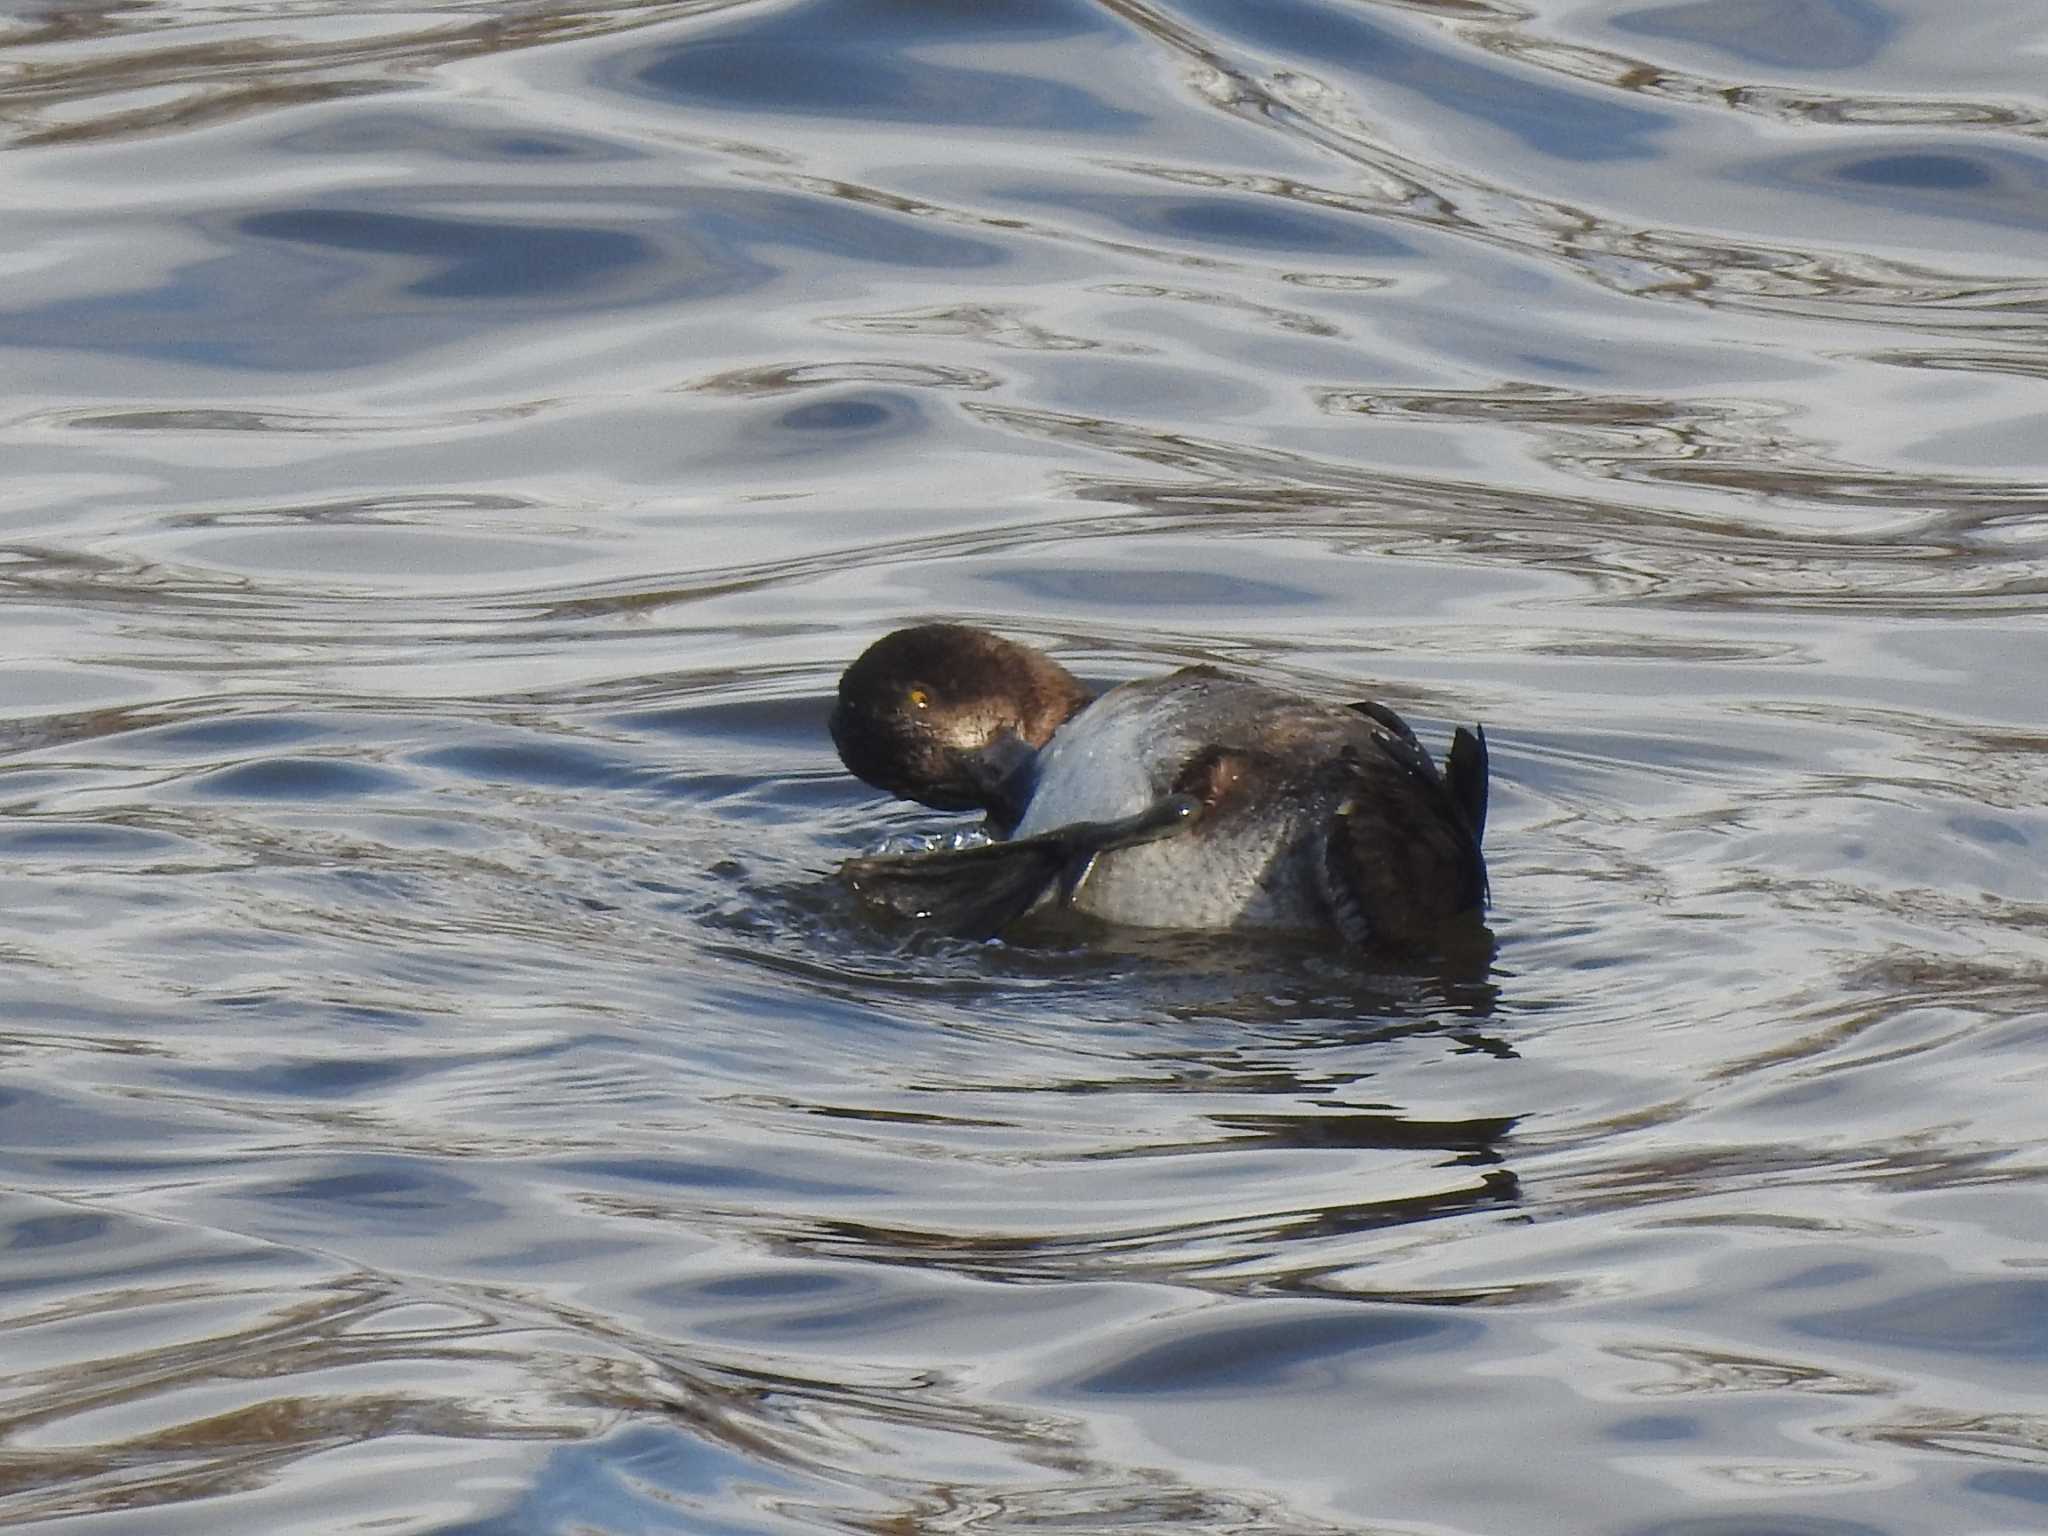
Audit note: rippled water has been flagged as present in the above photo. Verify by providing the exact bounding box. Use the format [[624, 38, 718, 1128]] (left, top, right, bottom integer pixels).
[[4, 1, 2046, 1531]]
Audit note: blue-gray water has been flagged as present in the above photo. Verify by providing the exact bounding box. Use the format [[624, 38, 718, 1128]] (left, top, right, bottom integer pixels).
[[3, 1, 2045, 1531]]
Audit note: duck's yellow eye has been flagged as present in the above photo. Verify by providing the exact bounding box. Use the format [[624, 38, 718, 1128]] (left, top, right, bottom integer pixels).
[[907, 687, 931, 710]]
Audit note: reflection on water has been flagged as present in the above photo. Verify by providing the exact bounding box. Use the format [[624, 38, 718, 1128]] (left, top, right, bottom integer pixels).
[[2, 0, 2046, 1532]]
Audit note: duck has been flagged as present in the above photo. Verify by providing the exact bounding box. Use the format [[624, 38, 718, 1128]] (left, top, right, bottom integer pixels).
[[829, 623, 1488, 948]]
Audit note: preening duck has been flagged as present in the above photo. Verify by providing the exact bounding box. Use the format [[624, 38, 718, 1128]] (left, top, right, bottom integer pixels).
[[830, 623, 1488, 948]]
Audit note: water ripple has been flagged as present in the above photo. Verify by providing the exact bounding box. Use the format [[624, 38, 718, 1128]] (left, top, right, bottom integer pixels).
[[1, 0, 2044, 1532]]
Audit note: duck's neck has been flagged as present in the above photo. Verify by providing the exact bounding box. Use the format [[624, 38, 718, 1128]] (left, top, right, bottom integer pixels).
[[1005, 645, 1092, 749]]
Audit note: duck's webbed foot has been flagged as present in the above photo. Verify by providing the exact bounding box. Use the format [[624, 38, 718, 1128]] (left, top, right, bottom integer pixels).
[[842, 794, 1201, 939]]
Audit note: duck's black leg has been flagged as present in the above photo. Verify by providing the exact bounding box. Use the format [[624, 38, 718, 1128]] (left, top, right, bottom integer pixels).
[[842, 794, 1201, 939]]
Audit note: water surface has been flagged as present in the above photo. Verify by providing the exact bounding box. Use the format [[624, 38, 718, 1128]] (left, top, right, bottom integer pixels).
[[2, 1, 2045, 1532]]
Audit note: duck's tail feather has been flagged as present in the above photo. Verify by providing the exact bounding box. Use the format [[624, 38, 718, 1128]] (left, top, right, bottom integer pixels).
[[1447, 725, 1488, 844]]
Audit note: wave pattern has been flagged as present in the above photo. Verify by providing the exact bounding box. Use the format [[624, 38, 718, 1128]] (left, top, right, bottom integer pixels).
[[1, 1, 2045, 1532]]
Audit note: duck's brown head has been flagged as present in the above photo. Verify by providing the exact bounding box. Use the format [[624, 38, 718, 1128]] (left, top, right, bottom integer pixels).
[[830, 624, 1091, 830]]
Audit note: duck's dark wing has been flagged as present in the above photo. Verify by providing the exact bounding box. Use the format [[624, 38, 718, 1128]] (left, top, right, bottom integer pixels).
[[1348, 701, 1488, 847], [1320, 715, 1489, 950], [842, 795, 1200, 940], [1348, 699, 1420, 746]]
